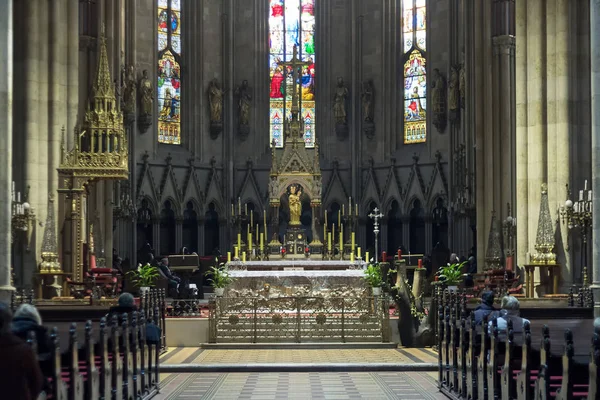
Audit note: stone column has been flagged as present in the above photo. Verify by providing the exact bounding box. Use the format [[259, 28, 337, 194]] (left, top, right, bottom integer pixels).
[[0, 0, 13, 301], [591, 0, 600, 317]]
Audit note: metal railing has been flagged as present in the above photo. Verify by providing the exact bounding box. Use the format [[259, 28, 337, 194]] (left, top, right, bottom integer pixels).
[[209, 295, 391, 343]]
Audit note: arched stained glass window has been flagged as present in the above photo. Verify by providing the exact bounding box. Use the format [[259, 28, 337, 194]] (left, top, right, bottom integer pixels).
[[269, 0, 316, 148], [402, 0, 427, 144], [157, 0, 182, 145]]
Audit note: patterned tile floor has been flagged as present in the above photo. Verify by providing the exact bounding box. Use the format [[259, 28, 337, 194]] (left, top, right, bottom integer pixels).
[[160, 347, 438, 365], [155, 371, 445, 400]]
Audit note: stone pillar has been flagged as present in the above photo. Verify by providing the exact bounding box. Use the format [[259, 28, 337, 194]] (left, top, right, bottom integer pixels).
[[0, 0, 13, 301], [591, 0, 600, 316], [491, 0, 516, 259]]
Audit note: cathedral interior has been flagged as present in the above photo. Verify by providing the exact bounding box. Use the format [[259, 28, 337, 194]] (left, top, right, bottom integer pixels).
[[1, 0, 600, 398]]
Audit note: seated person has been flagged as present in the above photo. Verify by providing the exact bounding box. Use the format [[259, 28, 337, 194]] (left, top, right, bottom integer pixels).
[[11, 304, 51, 355], [473, 291, 498, 325], [488, 295, 530, 340], [108, 292, 137, 317], [0, 303, 43, 400], [158, 258, 181, 287]]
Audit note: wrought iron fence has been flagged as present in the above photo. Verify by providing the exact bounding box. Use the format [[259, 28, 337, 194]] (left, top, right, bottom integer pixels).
[[209, 296, 391, 343]]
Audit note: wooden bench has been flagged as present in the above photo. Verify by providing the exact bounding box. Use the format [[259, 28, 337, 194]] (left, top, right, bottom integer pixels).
[[437, 290, 598, 400], [31, 311, 160, 400]]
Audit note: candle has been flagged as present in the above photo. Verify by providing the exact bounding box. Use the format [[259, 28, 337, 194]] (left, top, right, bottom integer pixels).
[[589, 190, 593, 202], [338, 210, 341, 228], [17, 192, 20, 203], [324, 210, 328, 227], [585, 180, 588, 191], [355, 204, 358, 216], [245, 203, 248, 215], [382, 251, 387, 262], [237, 233, 242, 250], [248, 233, 253, 251], [580, 190, 584, 201], [339, 231, 343, 252], [250, 210, 254, 228], [260, 233, 264, 250], [328, 233, 332, 251], [242, 252, 246, 262], [227, 252, 231, 262], [323, 223, 326, 243], [342, 204, 345, 216], [418, 259, 423, 269], [357, 247, 361, 259], [234, 246, 239, 258], [351, 232, 355, 251], [365, 252, 369, 263], [349, 197, 352, 216], [238, 197, 241, 214], [350, 253, 354, 262]]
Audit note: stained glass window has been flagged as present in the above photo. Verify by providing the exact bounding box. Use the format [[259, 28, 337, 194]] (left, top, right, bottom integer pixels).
[[157, 0, 182, 145], [269, 0, 316, 148], [403, 0, 427, 144]]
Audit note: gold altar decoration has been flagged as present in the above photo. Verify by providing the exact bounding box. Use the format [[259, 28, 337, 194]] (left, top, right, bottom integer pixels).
[[268, 45, 323, 256], [484, 211, 503, 270], [39, 194, 61, 273], [57, 26, 128, 285], [531, 183, 557, 264]]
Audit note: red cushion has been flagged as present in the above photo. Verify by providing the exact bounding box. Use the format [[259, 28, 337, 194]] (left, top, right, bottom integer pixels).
[[91, 268, 114, 274]]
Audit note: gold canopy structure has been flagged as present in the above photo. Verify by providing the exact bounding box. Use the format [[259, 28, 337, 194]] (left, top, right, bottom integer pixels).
[[57, 27, 128, 285]]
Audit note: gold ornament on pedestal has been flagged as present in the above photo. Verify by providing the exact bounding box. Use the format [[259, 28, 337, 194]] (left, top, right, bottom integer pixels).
[[531, 183, 557, 264]]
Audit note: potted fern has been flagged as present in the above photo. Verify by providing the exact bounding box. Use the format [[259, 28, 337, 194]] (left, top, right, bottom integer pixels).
[[126, 263, 160, 295], [436, 261, 467, 291], [363, 263, 384, 296], [206, 263, 235, 296]]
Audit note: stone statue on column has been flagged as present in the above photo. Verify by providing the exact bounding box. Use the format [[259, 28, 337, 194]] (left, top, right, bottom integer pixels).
[[234, 79, 252, 141], [207, 78, 225, 139], [122, 64, 137, 118], [361, 80, 375, 140], [431, 68, 447, 133], [333, 77, 349, 139], [448, 65, 460, 124], [138, 69, 154, 133]]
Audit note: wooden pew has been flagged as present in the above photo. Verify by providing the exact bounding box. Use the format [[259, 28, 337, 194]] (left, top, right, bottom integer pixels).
[[26, 313, 161, 400]]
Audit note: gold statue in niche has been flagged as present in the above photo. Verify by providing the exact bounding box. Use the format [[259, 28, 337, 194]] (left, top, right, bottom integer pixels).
[[288, 184, 302, 226]]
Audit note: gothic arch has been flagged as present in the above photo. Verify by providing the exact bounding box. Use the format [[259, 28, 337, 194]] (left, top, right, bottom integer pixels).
[[428, 194, 447, 213], [183, 197, 203, 215], [160, 196, 182, 217], [383, 196, 405, 216], [205, 199, 224, 215], [138, 195, 158, 215], [363, 198, 380, 214]]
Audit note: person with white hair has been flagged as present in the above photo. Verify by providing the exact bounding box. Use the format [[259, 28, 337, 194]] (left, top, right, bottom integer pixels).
[[488, 295, 530, 340], [0, 302, 43, 399], [12, 304, 51, 355]]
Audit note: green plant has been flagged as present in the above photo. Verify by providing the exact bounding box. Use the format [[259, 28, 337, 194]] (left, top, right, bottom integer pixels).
[[363, 263, 383, 287], [436, 261, 467, 285], [206, 263, 235, 288], [126, 263, 160, 288]]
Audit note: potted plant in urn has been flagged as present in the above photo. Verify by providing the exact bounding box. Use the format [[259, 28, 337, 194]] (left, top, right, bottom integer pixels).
[[206, 263, 235, 296], [436, 261, 467, 291], [363, 263, 384, 296], [126, 263, 160, 295]]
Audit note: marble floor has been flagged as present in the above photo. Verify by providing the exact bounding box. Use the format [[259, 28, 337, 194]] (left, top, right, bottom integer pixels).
[[154, 371, 444, 400], [155, 347, 442, 399]]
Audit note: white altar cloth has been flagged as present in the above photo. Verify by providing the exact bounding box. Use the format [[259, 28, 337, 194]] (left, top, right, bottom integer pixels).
[[229, 270, 365, 278]]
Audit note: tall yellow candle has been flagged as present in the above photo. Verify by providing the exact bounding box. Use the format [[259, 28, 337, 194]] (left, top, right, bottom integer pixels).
[[350, 253, 354, 262], [365, 252, 370, 263], [351, 232, 355, 251], [260, 233, 264, 250], [238, 197, 241, 215], [328, 233, 332, 251], [242, 252, 246, 262], [338, 210, 341, 228], [325, 210, 328, 227], [248, 233, 253, 251], [357, 247, 361, 259], [237, 233, 242, 250], [323, 223, 326, 243], [339, 224, 344, 251], [332, 223, 335, 245], [250, 210, 254, 228], [227, 252, 231, 262], [234, 246, 239, 258]]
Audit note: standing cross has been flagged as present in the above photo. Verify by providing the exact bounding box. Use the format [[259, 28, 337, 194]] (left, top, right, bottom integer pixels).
[[368, 207, 384, 263], [277, 45, 311, 117]]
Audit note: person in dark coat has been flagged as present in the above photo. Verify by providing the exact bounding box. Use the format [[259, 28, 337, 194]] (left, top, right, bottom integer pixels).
[[0, 302, 43, 400], [11, 304, 51, 355], [473, 291, 498, 325], [108, 292, 137, 316]]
